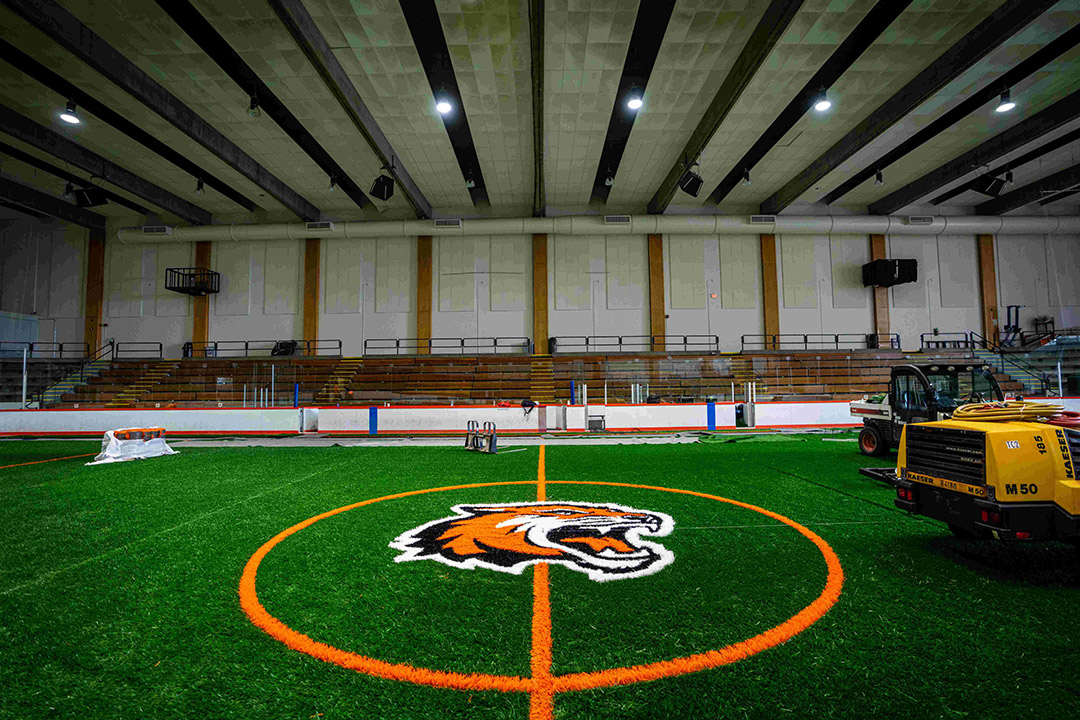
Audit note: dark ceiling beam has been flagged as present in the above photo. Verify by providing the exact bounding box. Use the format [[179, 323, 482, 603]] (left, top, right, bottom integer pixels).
[[590, 0, 677, 205], [0, 200, 49, 221], [267, 0, 432, 219], [0, 140, 151, 215], [868, 90, 1080, 215], [975, 162, 1080, 215], [0, 44, 256, 216], [761, 0, 1057, 215], [528, 0, 545, 217], [707, 0, 913, 206], [399, 0, 488, 206], [0, 104, 211, 224], [153, 0, 374, 215], [0, 176, 105, 230], [930, 126, 1080, 205], [0, 0, 320, 221], [0, 39, 255, 212], [648, 0, 805, 215], [825, 23, 1080, 207], [1038, 189, 1080, 206]]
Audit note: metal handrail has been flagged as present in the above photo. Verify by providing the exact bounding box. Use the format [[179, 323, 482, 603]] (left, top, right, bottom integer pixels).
[[183, 339, 343, 358], [969, 331, 1056, 396], [919, 332, 973, 349], [0, 341, 91, 359], [741, 333, 899, 352], [114, 342, 163, 360], [550, 335, 720, 354], [32, 339, 115, 407], [363, 337, 533, 356]]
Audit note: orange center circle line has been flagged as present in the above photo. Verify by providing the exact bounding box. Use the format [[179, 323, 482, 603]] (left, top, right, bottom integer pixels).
[[238, 478, 844, 695]]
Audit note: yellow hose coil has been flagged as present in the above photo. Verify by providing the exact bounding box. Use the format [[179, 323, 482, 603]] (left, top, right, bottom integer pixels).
[[951, 401, 1065, 422]]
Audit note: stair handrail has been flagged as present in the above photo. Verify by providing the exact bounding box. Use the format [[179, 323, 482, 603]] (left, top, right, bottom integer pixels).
[[969, 331, 1056, 397], [31, 339, 115, 408]]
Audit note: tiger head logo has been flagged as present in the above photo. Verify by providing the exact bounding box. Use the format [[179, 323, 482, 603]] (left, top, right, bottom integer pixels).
[[389, 501, 675, 582]]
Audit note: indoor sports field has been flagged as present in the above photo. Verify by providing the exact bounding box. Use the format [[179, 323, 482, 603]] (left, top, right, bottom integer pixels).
[[2, 435, 1077, 719]]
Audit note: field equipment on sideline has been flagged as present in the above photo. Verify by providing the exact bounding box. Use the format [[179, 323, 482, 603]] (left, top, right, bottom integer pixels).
[[851, 363, 1004, 456], [87, 427, 178, 465], [860, 401, 1080, 545], [464, 421, 497, 454]]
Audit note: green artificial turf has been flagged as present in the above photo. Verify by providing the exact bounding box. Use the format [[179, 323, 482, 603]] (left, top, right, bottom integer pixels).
[[0, 437, 1077, 719]]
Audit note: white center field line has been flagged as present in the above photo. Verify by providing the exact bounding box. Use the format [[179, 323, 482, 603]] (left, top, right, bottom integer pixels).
[[1, 462, 344, 597], [675, 520, 900, 530]]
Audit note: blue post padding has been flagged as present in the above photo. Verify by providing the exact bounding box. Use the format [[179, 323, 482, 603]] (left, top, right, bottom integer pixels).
[[707, 402, 716, 431], [294, 383, 299, 408], [369, 406, 378, 435], [570, 380, 576, 405]]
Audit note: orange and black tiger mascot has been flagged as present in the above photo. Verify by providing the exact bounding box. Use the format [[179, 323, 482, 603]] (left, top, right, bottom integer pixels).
[[390, 502, 674, 582]]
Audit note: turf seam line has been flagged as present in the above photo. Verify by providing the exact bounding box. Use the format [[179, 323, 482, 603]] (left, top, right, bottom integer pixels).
[[0, 461, 344, 597], [760, 463, 931, 524], [675, 520, 902, 530], [0, 452, 97, 470]]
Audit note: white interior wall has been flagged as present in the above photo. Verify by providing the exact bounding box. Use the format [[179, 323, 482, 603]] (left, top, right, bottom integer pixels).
[[431, 235, 532, 352], [547, 234, 649, 346], [320, 237, 416, 356], [664, 234, 762, 352], [0, 219, 86, 350], [995, 234, 1080, 333], [775, 234, 874, 349], [209, 240, 300, 351], [888, 234, 982, 351], [103, 240, 192, 357]]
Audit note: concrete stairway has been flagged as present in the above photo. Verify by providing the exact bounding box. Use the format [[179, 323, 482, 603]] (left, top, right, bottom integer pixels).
[[316, 358, 363, 404], [971, 349, 1047, 396], [40, 359, 111, 406]]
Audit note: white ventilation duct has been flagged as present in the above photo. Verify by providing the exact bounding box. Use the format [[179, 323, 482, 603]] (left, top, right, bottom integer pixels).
[[116, 214, 1080, 243]]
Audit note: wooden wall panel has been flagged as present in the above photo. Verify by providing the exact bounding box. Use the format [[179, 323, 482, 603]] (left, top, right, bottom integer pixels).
[[977, 234, 998, 343], [83, 229, 105, 350], [302, 238, 320, 352], [192, 241, 211, 346], [760, 234, 779, 349], [648, 233, 665, 348], [870, 233, 889, 338], [532, 234, 548, 354], [416, 235, 432, 355]]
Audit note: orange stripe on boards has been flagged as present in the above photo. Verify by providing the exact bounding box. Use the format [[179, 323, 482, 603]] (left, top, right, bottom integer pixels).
[[530, 445, 554, 719], [0, 452, 96, 470]]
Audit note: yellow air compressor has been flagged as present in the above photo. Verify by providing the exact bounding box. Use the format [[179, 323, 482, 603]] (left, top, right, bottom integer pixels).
[[861, 401, 1080, 543]]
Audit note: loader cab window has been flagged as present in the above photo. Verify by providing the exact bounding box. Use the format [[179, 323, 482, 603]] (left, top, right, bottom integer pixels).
[[930, 367, 1004, 406], [892, 372, 928, 414]]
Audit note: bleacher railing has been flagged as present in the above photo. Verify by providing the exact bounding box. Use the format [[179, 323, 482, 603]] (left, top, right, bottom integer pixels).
[[0, 341, 90, 359], [363, 337, 533, 356], [741, 334, 899, 352], [969, 331, 1056, 396], [550, 335, 720, 354], [115, 342, 163, 360], [183, 339, 343, 358], [919, 332, 973, 349], [30, 340, 115, 408]]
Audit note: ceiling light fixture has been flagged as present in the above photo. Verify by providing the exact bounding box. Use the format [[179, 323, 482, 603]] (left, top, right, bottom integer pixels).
[[196, 178, 204, 195], [874, 169, 884, 187], [59, 100, 80, 125], [995, 89, 1015, 113], [813, 88, 831, 113], [248, 95, 261, 118], [436, 99, 452, 115], [741, 168, 751, 187]]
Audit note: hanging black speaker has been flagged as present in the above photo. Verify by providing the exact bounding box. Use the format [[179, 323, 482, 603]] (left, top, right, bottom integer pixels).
[[370, 174, 394, 201], [678, 169, 704, 197], [72, 187, 109, 208]]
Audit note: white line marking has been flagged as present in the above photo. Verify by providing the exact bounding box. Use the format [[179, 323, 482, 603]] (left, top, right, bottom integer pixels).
[[1, 462, 342, 596]]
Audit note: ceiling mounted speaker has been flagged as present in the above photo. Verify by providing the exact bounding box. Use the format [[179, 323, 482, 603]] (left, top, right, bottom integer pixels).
[[677, 169, 703, 197], [370, 174, 394, 201], [72, 187, 108, 208], [973, 175, 1006, 197]]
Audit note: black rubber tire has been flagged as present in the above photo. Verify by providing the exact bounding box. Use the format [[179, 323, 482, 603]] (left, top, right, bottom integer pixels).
[[858, 426, 888, 457]]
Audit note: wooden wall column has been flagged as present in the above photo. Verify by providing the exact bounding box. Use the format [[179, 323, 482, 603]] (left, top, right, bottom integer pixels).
[[760, 234, 779, 350], [869, 234, 890, 341], [83, 228, 105, 350], [302, 238, 320, 354], [977, 234, 999, 344], [532, 233, 548, 354], [416, 235, 432, 355], [192, 241, 211, 349], [648, 233, 665, 350]]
